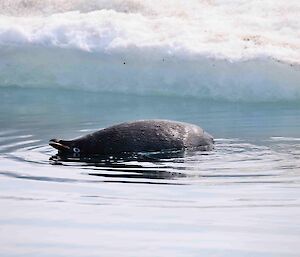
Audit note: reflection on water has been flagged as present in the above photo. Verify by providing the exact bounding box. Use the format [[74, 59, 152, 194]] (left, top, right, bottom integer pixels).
[[2, 138, 299, 186], [0, 87, 300, 257]]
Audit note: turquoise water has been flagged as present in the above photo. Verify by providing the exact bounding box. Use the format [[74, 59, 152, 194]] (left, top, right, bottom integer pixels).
[[1, 87, 300, 257]]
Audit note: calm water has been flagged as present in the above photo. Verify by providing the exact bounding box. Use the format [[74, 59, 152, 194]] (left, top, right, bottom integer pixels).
[[1, 87, 300, 257]]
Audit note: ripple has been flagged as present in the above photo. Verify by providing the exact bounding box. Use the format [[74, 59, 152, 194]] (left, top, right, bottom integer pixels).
[[0, 137, 298, 186], [270, 137, 300, 141]]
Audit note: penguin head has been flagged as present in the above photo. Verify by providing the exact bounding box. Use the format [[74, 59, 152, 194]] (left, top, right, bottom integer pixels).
[[49, 138, 83, 156]]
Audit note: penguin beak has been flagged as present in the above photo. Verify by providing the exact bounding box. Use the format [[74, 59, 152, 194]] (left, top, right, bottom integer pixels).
[[49, 139, 71, 151]]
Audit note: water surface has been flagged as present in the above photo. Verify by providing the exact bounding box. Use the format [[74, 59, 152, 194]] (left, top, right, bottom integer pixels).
[[1, 87, 300, 257]]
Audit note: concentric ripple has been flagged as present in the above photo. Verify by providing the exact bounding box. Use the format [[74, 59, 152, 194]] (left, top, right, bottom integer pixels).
[[1, 137, 299, 186]]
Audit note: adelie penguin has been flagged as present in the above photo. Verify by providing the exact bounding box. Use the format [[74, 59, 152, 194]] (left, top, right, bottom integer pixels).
[[49, 120, 214, 157]]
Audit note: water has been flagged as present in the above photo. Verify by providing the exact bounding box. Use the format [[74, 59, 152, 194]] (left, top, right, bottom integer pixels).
[[0, 87, 300, 257], [1, 1, 300, 256]]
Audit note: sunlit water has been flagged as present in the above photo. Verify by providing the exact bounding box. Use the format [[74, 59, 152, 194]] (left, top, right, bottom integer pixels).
[[1, 87, 300, 257]]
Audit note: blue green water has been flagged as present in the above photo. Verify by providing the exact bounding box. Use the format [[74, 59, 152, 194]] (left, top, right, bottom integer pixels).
[[0, 87, 300, 257]]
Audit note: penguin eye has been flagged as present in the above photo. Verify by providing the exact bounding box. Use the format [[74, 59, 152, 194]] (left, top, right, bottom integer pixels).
[[73, 147, 80, 153]]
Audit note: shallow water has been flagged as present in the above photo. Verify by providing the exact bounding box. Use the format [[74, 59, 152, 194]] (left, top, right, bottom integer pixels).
[[1, 87, 300, 257]]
